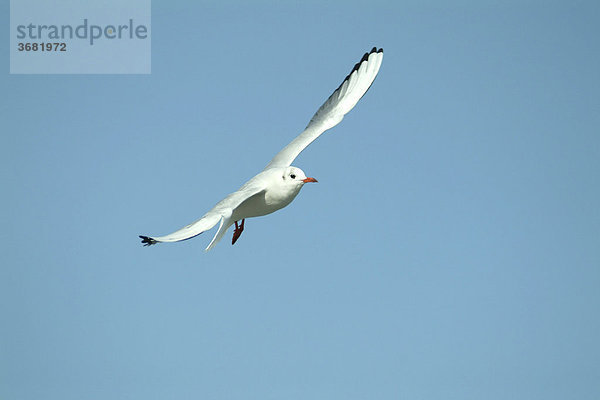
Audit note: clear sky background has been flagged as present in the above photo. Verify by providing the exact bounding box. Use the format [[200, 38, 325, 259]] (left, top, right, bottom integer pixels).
[[2, 1, 599, 399]]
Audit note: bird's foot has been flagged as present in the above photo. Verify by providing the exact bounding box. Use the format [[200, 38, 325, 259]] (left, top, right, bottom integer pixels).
[[232, 219, 245, 245]]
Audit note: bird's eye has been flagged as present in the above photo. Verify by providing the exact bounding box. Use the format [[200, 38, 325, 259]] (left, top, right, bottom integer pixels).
[[290, 174, 296, 179]]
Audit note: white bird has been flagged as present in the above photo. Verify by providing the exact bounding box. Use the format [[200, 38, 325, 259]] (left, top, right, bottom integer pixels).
[[140, 47, 384, 251]]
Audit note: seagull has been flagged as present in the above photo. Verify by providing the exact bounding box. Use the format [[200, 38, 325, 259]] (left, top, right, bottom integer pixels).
[[140, 47, 384, 251]]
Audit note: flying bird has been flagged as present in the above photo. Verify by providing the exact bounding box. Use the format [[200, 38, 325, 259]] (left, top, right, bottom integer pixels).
[[140, 47, 384, 251]]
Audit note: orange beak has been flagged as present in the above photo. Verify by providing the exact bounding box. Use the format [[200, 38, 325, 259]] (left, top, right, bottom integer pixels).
[[302, 177, 318, 183]]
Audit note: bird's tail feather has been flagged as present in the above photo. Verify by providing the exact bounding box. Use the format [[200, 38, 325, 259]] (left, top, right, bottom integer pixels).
[[205, 216, 232, 251]]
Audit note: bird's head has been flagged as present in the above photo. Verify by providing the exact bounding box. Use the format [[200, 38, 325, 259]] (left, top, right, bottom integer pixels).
[[282, 166, 318, 186]]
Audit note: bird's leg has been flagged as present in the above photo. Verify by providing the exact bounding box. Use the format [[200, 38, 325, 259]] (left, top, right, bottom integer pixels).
[[232, 219, 245, 245]]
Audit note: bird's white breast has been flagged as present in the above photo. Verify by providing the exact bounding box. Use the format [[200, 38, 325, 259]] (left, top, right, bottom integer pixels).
[[231, 169, 303, 220]]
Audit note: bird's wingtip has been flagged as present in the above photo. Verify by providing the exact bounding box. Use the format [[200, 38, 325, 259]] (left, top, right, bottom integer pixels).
[[139, 235, 158, 247]]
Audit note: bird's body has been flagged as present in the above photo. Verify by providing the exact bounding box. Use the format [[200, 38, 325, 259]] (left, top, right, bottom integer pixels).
[[140, 48, 383, 251], [222, 167, 306, 222]]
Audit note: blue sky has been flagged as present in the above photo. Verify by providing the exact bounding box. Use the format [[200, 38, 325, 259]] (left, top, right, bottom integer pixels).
[[2, 1, 599, 399]]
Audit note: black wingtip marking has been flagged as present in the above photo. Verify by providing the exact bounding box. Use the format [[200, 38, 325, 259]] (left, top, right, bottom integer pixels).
[[335, 47, 383, 94], [139, 235, 157, 246]]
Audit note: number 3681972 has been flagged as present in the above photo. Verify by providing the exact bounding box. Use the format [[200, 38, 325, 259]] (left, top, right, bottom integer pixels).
[[18, 42, 66, 51]]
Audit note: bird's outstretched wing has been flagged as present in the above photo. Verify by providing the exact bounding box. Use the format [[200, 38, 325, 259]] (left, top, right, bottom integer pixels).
[[139, 179, 266, 251], [264, 47, 383, 169]]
